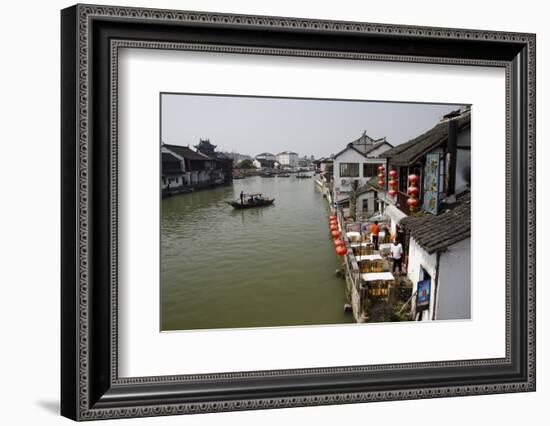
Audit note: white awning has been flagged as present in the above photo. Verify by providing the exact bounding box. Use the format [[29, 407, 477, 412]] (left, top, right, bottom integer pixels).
[[385, 204, 408, 224]]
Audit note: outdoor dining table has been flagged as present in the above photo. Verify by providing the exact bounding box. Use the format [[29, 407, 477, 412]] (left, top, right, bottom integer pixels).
[[349, 242, 372, 248], [355, 254, 383, 262], [361, 272, 396, 298], [346, 231, 361, 242], [361, 272, 395, 282]]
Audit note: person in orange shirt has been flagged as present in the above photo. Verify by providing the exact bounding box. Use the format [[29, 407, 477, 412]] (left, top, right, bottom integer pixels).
[[371, 221, 380, 251]]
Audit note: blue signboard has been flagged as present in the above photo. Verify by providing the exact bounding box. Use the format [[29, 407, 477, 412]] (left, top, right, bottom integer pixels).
[[422, 153, 440, 215], [416, 279, 431, 310]]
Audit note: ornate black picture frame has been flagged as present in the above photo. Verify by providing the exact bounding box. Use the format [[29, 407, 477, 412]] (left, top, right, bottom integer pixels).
[[61, 4, 536, 421]]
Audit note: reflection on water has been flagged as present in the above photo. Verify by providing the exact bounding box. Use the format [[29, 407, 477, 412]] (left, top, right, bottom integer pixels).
[[161, 175, 353, 330]]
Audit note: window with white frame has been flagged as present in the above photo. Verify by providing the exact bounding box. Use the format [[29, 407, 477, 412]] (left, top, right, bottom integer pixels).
[[339, 162, 359, 177]]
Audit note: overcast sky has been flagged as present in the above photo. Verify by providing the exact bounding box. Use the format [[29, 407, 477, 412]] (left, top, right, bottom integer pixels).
[[161, 94, 464, 158]]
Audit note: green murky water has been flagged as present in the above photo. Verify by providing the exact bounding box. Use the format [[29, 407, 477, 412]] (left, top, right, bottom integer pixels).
[[161, 175, 353, 331]]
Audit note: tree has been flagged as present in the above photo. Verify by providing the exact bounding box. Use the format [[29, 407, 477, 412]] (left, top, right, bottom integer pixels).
[[235, 159, 256, 169]]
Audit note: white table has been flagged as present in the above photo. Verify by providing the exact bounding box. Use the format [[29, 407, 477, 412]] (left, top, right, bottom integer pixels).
[[346, 231, 361, 241], [349, 242, 372, 248], [361, 272, 395, 282], [355, 254, 383, 262]]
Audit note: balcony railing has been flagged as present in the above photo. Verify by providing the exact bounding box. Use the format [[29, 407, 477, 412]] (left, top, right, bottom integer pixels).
[[393, 191, 422, 216]]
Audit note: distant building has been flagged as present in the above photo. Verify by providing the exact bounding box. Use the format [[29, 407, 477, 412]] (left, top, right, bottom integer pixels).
[[222, 152, 252, 162], [298, 155, 313, 168], [253, 158, 280, 169], [161, 138, 233, 195], [162, 144, 215, 192], [195, 139, 233, 185], [255, 152, 276, 162], [276, 151, 299, 167]]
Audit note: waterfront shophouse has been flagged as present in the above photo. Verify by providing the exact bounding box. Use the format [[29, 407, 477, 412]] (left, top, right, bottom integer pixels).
[[332, 131, 393, 207], [162, 143, 216, 188], [365, 107, 472, 320]]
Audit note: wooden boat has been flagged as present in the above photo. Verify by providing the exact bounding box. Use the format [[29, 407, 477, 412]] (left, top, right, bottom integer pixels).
[[226, 193, 275, 209], [295, 173, 312, 179], [277, 173, 290, 177], [260, 173, 275, 178]]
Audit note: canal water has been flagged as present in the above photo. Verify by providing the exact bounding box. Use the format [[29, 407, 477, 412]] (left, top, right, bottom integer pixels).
[[161, 175, 354, 331]]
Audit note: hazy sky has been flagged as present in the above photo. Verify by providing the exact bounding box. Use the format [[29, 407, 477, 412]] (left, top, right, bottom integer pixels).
[[161, 94, 464, 158]]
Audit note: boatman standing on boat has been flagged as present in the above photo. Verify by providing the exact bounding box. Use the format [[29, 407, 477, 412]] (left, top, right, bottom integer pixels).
[[240, 190, 244, 205]]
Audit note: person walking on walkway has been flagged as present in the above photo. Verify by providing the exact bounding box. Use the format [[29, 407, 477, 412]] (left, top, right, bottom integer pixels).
[[240, 190, 244, 205], [390, 239, 404, 274], [371, 221, 380, 250]]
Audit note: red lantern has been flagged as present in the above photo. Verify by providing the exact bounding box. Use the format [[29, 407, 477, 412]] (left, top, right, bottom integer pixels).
[[378, 173, 385, 179], [329, 220, 338, 227], [334, 239, 345, 247], [329, 215, 337, 220], [389, 180, 398, 187], [330, 225, 338, 232], [378, 165, 385, 171], [407, 186, 419, 196], [408, 174, 419, 184], [389, 169, 398, 178], [388, 189, 398, 197], [331, 230, 341, 238], [378, 180, 384, 186], [336, 246, 347, 256], [407, 197, 419, 207]]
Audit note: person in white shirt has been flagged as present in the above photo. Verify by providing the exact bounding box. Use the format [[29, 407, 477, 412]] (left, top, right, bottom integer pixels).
[[390, 239, 403, 274]]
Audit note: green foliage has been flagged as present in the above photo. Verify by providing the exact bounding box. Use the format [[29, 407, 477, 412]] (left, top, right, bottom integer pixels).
[[363, 299, 412, 322], [392, 301, 412, 321], [235, 159, 256, 169]]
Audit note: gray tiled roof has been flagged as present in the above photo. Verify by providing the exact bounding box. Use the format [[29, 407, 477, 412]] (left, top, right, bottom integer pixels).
[[357, 139, 393, 155], [380, 111, 470, 166], [162, 152, 183, 175], [400, 191, 471, 254], [164, 144, 212, 161]]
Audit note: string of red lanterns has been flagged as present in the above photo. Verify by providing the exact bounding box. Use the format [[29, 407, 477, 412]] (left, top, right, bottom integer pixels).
[[335, 245, 347, 256], [388, 169, 398, 197], [377, 165, 385, 187], [407, 173, 420, 212], [328, 214, 347, 256]]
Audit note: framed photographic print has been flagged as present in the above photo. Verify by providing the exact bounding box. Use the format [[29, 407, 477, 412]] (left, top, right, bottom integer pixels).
[[61, 4, 536, 421]]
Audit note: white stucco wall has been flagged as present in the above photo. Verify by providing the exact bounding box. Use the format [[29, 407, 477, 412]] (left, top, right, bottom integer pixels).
[[408, 236, 471, 321], [333, 148, 387, 202], [407, 236, 438, 320], [435, 237, 471, 320], [161, 175, 184, 189], [385, 205, 407, 237], [333, 148, 364, 201], [351, 191, 376, 218], [367, 142, 393, 158]]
